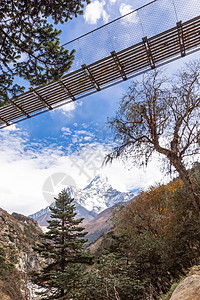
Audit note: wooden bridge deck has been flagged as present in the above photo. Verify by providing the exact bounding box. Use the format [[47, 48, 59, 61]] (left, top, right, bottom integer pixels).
[[0, 15, 200, 128]]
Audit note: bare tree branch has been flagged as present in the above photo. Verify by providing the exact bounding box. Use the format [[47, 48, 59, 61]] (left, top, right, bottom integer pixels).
[[107, 61, 200, 212]]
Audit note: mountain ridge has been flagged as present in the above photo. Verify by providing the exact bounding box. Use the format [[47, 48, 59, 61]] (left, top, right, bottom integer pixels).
[[29, 174, 135, 226]]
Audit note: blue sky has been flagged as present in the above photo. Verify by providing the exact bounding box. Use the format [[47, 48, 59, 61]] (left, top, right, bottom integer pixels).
[[0, 0, 200, 215]]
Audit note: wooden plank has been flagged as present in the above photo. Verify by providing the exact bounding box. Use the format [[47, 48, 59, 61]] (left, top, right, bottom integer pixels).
[[0, 15, 200, 128]]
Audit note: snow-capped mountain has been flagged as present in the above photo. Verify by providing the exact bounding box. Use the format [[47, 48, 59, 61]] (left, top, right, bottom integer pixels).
[[29, 200, 97, 226], [69, 174, 135, 214], [29, 174, 135, 226]]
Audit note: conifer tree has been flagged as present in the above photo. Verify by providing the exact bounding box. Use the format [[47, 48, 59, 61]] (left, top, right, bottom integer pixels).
[[1, 0, 90, 106], [34, 189, 91, 299]]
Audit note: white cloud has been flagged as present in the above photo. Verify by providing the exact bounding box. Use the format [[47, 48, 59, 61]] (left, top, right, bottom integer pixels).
[[104, 153, 169, 192], [53, 100, 82, 117], [119, 3, 138, 25], [2, 124, 19, 132], [61, 127, 72, 135], [109, 0, 117, 3], [75, 130, 88, 135], [119, 3, 133, 15], [55, 101, 76, 117], [61, 102, 76, 112], [0, 127, 170, 217], [84, 136, 92, 141], [0, 130, 107, 215], [0, 131, 63, 215], [82, 123, 89, 129], [84, 0, 110, 24], [74, 130, 95, 137], [72, 135, 79, 143]]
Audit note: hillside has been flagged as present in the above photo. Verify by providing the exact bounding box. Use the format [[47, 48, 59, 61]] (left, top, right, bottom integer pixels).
[[0, 208, 43, 299], [81, 165, 200, 299], [83, 204, 118, 246], [1, 165, 199, 299]]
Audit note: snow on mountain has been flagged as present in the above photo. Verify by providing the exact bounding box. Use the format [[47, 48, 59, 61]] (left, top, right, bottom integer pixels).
[[29, 174, 135, 225], [68, 173, 135, 214], [29, 200, 97, 226]]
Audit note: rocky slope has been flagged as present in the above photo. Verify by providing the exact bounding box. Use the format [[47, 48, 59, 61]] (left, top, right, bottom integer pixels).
[[0, 208, 43, 299], [83, 203, 123, 246]]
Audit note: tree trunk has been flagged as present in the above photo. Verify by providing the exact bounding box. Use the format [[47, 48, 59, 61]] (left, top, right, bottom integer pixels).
[[169, 154, 200, 213], [61, 288, 65, 297]]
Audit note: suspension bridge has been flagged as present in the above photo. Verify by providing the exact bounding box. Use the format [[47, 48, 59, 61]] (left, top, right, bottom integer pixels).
[[0, 0, 200, 128]]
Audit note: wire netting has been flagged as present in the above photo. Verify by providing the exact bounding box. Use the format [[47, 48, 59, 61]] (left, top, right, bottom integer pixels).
[[63, 0, 200, 71], [0, 0, 200, 128]]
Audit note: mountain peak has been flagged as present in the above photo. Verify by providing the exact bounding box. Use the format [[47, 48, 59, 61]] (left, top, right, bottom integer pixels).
[[29, 173, 135, 223], [84, 173, 110, 190]]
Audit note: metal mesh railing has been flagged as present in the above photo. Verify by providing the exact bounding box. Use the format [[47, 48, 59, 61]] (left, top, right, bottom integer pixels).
[[63, 0, 200, 71], [0, 0, 200, 128]]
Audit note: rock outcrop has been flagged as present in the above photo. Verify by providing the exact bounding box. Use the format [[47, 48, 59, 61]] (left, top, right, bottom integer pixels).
[[170, 274, 200, 300], [0, 209, 43, 272], [0, 279, 24, 300], [0, 208, 43, 299]]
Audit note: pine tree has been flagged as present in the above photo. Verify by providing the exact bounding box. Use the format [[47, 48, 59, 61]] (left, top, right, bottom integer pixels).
[[1, 0, 89, 106], [34, 189, 91, 299]]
